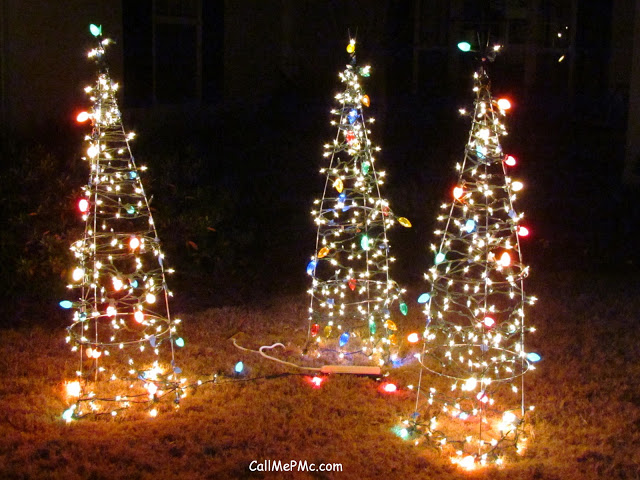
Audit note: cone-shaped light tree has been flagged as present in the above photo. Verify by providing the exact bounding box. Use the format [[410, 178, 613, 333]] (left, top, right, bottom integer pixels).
[[306, 39, 410, 365], [61, 25, 185, 420], [404, 48, 538, 468]]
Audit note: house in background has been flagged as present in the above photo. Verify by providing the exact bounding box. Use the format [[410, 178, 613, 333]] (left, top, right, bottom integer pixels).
[[0, 0, 224, 140], [0, 0, 124, 136], [1, 0, 638, 185]]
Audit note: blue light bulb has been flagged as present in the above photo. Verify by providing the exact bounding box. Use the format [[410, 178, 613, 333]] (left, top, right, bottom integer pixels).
[[526, 352, 541, 363], [306, 260, 317, 276], [465, 219, 476, 233], [417, 293, 431, 304]]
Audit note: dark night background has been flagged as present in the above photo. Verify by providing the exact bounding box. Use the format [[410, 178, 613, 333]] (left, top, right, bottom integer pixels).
[[0, 0, 637, 325]]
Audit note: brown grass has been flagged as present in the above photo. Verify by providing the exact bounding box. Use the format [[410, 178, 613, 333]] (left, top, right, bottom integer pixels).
[[1, 270, 640, 479]]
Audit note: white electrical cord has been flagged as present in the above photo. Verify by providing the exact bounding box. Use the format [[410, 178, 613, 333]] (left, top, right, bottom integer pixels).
[[232, 338, 321, 371], [231, 338, 382, 376]]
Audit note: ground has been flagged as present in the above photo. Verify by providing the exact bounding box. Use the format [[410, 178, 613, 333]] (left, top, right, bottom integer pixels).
[[0, 269, 639, 479]]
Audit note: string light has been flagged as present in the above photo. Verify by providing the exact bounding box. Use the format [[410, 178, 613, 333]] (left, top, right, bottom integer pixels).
[[306, 39, 408, 364], [60, 25, 184, 420], [406, 64, 537, 467]]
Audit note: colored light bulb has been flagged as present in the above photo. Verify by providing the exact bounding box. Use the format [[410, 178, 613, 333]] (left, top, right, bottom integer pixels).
[[483, 316, 495, 327], [78, 198, 89, 213], [526, 352, 541, 362], [310, 323, 320, 337], [360, 234, 370, 251], [129, 236, 140, 250], [59, 300, 73, 309], [382, 382, 397, 393], [306, 260, 317, 276], [499, 252, 512, 267], [398, 217, 412, 228], [464, 219, 476, 233], [407, 332, 420, 343], [497, 98, 512, 110], [76, 111, 90, 123], [417, 293, 431, 304], [72, 267, 84, 282]]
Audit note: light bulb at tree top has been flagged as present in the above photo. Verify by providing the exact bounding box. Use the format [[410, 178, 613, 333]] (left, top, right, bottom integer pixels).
[[89, 24, 102, 37]]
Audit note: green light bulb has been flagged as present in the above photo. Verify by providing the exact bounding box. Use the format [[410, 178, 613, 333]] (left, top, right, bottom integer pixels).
[[360, 235, 370, 251], [90, 24, 102, 37], [457, 41, 471, 52]]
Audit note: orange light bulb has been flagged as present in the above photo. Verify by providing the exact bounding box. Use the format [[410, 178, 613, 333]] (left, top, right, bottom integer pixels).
[[497, 98, 511, 110]]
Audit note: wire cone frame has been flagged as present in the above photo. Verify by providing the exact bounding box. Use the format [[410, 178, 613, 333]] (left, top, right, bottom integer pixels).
[[62, 29, 185, 420], [406, 68, 537, 468], [306, 40, 409, 365]]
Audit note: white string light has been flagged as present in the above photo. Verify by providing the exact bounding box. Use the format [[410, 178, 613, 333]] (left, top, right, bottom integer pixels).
[[404, 64, 538, 468], [305, 39, 410, 365], [60, 25, 185, 420]]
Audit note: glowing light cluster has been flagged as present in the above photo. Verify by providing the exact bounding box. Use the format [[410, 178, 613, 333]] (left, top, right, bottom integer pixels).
[[306, 39, 408, 364], [60, 26, 185, 420], [406, 65, 538, 466]]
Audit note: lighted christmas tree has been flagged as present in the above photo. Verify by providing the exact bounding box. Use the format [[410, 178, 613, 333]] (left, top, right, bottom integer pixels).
[[60, 25, 185, 420], [305, 39, 410, 365], [401, 47, 539, 468]]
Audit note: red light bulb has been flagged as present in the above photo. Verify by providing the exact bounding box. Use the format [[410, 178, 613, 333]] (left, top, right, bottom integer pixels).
[[78, 198, 89, 213], [76, 111, 90, 123]]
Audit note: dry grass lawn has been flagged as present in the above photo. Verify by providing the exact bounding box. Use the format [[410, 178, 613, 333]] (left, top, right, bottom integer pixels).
[[1, 270, 639, 479]]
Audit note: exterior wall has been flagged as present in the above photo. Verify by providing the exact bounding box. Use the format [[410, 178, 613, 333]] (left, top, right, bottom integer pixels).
[[0, 0, 122, 136], [623, 0, 640, 185]]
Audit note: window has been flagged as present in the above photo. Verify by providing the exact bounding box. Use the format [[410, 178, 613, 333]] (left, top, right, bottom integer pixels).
[[123, 0, 222, 107]]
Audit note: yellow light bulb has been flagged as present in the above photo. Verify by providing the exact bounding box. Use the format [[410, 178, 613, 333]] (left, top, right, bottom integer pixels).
[[66, 381, 81, 397], [72, 267, 84, 282]]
